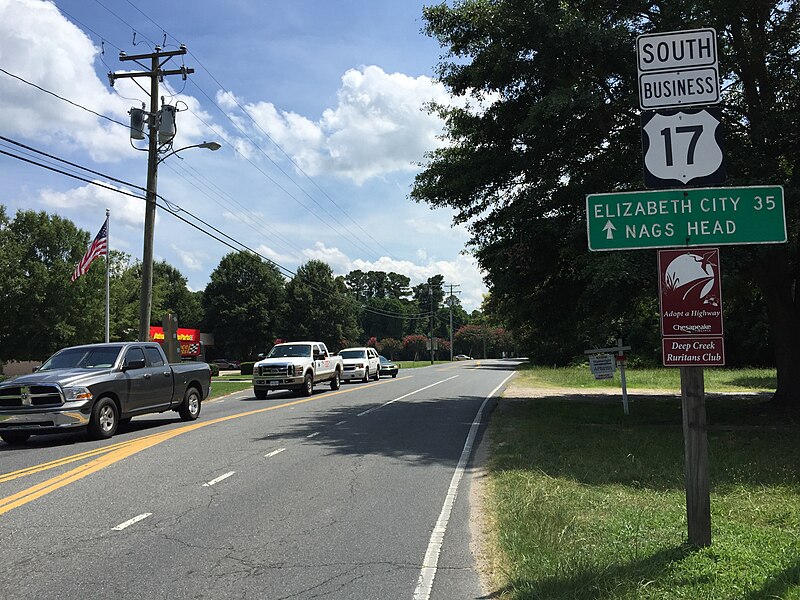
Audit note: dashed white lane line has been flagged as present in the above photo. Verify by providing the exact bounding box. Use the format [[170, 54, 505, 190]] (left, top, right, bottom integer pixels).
[[202, 471, 236, 487], [357, 376, 458, 417], [413, 372, 515, 600], [335, 420, 347, 426], [264, 448, 286, 458], [306, 432, 320, 438], [112, 513, 152, 531]]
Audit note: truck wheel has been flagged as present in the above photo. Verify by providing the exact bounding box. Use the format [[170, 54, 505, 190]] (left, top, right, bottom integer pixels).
[[373, 368, 380, 381], [1, 431, 31, 445], [302, 372, 314, 396], [330, 370, 341, 390], [254, 388, 268, 400], [362, 368, 369, 383], [88, 396, 119, 440], [178, 386, 202, 421]]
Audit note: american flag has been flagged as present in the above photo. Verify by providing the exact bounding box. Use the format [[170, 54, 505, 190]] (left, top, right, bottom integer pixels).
[[71, 217, 108, 282]]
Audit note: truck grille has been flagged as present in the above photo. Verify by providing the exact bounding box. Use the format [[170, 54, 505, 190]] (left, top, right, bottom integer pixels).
[[258, 365, 289, 377], [0, 385, 64, 408]]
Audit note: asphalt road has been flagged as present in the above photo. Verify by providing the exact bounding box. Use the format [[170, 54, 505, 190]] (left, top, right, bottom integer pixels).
[[0, 359, 519, 599]]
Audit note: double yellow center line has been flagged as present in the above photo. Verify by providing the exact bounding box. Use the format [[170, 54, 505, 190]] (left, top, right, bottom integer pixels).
[[0, 377, 406, 516]]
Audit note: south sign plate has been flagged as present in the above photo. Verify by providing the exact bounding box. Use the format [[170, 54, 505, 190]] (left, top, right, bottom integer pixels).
[[586, 185, 786, 251]]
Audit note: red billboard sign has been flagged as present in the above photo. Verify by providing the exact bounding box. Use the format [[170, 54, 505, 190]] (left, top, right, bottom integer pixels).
[[662, 336, 725, 367], [149, 327, 202, 357], [658, 247, 723, 337]]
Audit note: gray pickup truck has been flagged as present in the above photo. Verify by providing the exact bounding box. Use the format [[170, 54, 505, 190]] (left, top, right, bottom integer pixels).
[[0, 342, 211, 445]]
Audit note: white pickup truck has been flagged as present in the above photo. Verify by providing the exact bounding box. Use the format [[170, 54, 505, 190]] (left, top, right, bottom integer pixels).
[[252, 341, 343, 399]]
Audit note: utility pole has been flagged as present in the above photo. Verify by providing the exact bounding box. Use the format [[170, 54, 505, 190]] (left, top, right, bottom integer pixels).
[[108, 46, 193, 342], [445, 283, 461, 361]]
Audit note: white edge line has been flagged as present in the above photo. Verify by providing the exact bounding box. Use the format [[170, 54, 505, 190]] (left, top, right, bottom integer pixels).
[[112, 512, 152, 531], [412, 371, 515, 600], [357, 375, 459, 417], [202, 471, 236, 487], [306, 432, 320, 438], [264, 448, 287, 458]]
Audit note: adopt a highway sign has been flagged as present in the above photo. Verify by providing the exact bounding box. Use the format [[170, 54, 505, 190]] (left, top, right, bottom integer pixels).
[[586, 185, 786, 251]]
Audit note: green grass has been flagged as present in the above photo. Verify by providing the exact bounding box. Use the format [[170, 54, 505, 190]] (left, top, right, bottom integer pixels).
[[396, 360, 450, 369], [208, 379, 252, 399], [515, 363, 777, 393], [484, 388, 799, 599]]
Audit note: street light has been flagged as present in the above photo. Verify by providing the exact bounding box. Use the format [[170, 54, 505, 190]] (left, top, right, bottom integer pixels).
[[138, 139, 222, 342], [157, 140, 222, 164]]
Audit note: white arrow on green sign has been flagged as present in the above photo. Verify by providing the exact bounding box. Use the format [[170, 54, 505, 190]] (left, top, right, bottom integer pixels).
[[586, 185, 786, 251]]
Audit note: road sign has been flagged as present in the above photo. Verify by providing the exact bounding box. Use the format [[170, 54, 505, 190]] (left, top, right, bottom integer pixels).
[[586, 185, 786, 251], [662, 336, 725, 366], [636, 28, 719, 110], [658, 248, 723, 337], [641, 108, 725, 188]]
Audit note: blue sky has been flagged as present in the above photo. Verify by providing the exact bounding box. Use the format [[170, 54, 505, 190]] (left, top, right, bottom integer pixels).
[[0, 0, 488, 310]]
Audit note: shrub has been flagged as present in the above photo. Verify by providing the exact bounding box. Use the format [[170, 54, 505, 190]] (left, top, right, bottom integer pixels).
[[240, 361, 255, 375], [209, 363, 220, 377]]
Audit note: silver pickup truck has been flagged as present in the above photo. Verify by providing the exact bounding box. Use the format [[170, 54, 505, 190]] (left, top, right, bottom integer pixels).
[[0, 342, 211, 445], [252, 341, 343, 399]]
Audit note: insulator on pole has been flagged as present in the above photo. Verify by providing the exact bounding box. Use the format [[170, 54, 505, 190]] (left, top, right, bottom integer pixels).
[[129, 107, 145, 140], [158, 104, 176, 144]]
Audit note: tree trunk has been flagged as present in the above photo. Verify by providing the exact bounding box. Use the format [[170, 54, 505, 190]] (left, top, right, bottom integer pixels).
[[753, 248, 800, 412]]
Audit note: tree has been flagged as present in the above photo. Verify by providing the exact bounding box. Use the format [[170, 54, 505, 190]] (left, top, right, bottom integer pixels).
[[380, 337, 403, 359], [403, 334, 429, 361], [203, 252, 285, 360], [416, 1, 800, 409], [283, 260, 361, 351], [0, 208, 105, 361]]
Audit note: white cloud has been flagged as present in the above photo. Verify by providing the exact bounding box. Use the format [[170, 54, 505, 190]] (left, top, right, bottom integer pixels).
[[40, 182, 147, 230], [0, 0, 133, 161], [170, 244, 207, 271], [220, 65, 458, 184]]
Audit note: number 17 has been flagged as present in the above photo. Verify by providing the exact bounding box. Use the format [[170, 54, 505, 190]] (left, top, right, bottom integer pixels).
[[660, 125, 703, 167]]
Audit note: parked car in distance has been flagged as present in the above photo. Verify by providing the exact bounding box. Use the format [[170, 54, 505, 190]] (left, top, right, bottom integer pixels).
[[338, 347, 380, 382], [378, 355, 399, 378], [0, 342, 211, 445], [453, 354, 473, 361], [213, 358, 239, 370]]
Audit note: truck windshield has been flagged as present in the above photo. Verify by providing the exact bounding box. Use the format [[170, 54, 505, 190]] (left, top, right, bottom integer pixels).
[[339, 350, 367, 359], [267, 345, 312, 358], [40, 346, 124, 371]]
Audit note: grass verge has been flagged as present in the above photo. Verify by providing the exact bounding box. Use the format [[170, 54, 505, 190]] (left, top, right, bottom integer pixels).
[[515, 363, 777, 392], [208, 380, 252, 399], [483, 385, 799, 599], [396, 360, 450, 369]]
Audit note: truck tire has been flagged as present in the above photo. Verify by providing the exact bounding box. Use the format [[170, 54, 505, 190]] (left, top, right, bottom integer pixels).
[[1, 431, 31, 445], [178, 386, 202, 421], [362, 367, 369, 383], [330, 370, 341, 390], [254, 388, 268, 400], [302, 372, 314, 396], [88, 396, 119, 440], [372, 367, 380, 381]]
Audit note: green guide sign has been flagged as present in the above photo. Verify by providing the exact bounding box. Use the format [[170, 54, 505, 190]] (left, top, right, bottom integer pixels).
[[586, 185, 786, 251]]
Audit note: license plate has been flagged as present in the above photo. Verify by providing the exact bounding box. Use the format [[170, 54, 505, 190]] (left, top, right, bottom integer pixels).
[[269, 380, 279, 386]]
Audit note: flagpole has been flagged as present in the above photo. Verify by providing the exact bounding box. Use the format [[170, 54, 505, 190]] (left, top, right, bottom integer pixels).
[[105, 208, 110, 343]]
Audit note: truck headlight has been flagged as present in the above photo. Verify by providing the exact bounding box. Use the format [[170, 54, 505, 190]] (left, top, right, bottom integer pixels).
[[63, 386, 93, 401]]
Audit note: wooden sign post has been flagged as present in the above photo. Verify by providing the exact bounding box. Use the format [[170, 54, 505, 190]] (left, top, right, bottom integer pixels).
[[680, 366, 712, 546]]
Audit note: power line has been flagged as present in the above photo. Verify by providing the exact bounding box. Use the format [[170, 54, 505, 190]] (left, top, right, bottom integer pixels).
[[0, 137, 431, 320], [94, 0, 401, 261]]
